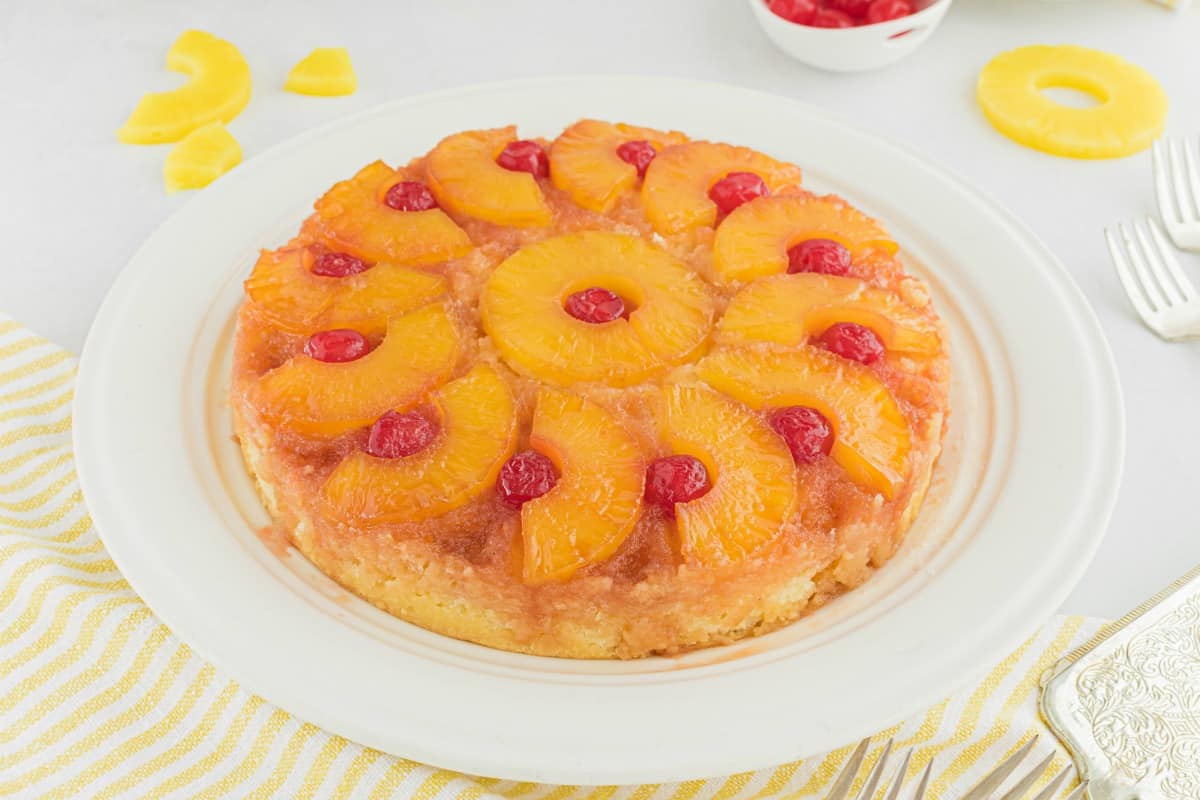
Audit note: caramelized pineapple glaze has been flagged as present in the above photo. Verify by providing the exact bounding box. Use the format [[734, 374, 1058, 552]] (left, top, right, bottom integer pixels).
[[230, 120, 950, 658]]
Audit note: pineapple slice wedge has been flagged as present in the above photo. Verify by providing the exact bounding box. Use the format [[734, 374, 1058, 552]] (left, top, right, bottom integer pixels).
[[713, 195, 896, 285], [285, 47, 357, 96], [248, 303, 460, 439], [426, 127, 553, 227], [321, 364, 517, 524], [642, 141, 802, 235], [312, 161, 473, 266], [716, 273, 940, 356], [481, 231, 715, 387], [118, 30, 251, 144], [696, 345, 911, 499], [661, 384, 797, 567], [162, 121, 241, 192], [521, 390, 645, 583], [549, 119, 688, 212], [243, 245, 446, 337]]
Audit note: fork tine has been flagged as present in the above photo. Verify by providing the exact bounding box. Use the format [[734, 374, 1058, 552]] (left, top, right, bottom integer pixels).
[[959, 737, 1038, 800], [1061, 785, 1086, 800], [994, 751, 1054, 800], [1120, 222, 1170, 310], [1133, 220, 1186, 305], [909, 759, 933, 800], [1107, 227, 1159, 325], [1184, 137, 1200, 222], [1026, 766, 1075, 800], [1154, 140, 1179, 225], [880, 749, 912, 800], [826, 738, 871, 800], [1147, 218, 1199, 300], [1169, 139, 1198, 224], [853, 739, 894, 800]]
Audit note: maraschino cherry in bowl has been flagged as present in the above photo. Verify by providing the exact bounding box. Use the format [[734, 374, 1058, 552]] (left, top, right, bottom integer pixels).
[[748, 0, 954, 72]]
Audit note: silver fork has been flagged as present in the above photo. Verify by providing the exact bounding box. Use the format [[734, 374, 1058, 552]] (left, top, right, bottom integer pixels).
[[1106, 217, 1200, 340], [1153, 137, 1200, 251], [825, 736, 1083, 800]]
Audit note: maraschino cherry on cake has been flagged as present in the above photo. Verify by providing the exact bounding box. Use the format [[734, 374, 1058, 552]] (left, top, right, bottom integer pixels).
[[231, 119, 950, 659]]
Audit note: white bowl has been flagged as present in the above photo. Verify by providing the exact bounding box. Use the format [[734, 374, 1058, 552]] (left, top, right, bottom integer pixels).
[[748, 0, 954, 72]]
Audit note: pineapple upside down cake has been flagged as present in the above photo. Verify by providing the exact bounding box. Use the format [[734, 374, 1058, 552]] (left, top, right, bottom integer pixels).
[[231, 119, 950, 659]]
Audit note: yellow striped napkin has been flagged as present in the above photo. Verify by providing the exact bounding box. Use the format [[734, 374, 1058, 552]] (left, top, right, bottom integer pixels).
[[0, 313, 1090, 799]]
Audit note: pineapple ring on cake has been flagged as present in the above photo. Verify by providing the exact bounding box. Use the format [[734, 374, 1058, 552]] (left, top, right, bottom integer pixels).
[[426, 126, 554, 227], [521, 390, 646, 583], [642, 141, 803, 235], [977, 45, 1168, 159], [716, 273, 941, 357], [713, 195, 897, 286], [246, 303, 461, 439], [549, 119, 690, 213], [321, 364, 517, 524], [243, 244, 447, 336], [229, 120, 950, 659], [480, 231, 715, 387], [662, 384, 798, 567], [696, 345, 912, 499], [310, 161, 473, 266]]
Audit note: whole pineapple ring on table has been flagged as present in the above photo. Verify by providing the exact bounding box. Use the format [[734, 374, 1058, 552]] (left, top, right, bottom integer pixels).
[[230, 119, 950, 658], [977, 44, 1168, 159]]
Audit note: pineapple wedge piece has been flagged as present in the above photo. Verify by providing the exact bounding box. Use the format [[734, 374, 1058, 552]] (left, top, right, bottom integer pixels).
[[162, 121, 241, 192], [118, 30, 251, 144], [322, 364, 517, 523], [285, 47, 356, 96]]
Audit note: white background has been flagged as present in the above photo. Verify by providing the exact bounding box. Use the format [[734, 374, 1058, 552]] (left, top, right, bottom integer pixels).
[[1, 0, 1198, 621]]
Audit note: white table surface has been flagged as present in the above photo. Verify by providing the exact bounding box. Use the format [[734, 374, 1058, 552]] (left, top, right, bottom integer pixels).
[[2, 0, 1198, 621]]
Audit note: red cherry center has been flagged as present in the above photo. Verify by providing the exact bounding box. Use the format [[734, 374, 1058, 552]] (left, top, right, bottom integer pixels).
[[769, 406, 834, 464], [787, 238, 852, 276], [384, 181, 438, 212], [303, 329, 370, 363], [645, 455, 711, 517], [366, 411, 438, 459], [497, 451, 559, 508], [817, 322, 885, 365], [616, 140, 658, 178], [496, 140, 549, 178], [825, 0, 872, 18], [708, 172, 770, 217], [311, 252, 371, 277], [865, 0, 915, 23], [564, 287, 626, 324], [811, 8, 856, 27], [767, 0, 817, 24]]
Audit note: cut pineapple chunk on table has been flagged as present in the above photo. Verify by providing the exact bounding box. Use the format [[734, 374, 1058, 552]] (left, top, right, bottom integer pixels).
[[162, 122, 241, 192], [285, 47, 357, 96], [321, 365, 517, 524], [977, 45, 1168, 159], [521, 390, 645, 583], [118, 30, 251, 144]]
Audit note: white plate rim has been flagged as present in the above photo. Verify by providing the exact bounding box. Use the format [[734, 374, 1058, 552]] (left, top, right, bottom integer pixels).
[[73, 75, 1124, 785]]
